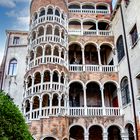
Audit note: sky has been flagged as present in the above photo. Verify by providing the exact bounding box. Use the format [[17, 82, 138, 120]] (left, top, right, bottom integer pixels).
[[0, 0, 117, 64]]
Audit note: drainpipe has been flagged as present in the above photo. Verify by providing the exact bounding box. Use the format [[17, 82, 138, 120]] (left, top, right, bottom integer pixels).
[[119, 3, 138, 140]]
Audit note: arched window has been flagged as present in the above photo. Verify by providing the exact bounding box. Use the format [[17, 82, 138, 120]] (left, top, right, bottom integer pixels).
[[116, 35, 125, 63], [8, 59, 17, 76], [121, 77, 130, 106]]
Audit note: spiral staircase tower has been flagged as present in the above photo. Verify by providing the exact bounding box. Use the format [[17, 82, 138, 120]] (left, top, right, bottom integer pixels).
[[23, 0, 69, 139]]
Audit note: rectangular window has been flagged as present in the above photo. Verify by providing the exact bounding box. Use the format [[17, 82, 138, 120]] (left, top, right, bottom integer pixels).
[[130, 24, 138, 46], [9, 63, 17, 75], [13, 36, 20, 45]]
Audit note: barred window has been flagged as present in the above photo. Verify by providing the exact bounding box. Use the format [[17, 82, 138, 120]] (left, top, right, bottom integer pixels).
[[121, 77, 130, 106], [116, 35, 125, 63], [8, 59, 17, 76]]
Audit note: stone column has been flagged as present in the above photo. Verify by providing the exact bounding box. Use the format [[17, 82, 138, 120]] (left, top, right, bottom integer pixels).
[[40, 73, 44, 92], [121, 132, 129, 140], [34, 50, 37, 66], [101, 87, 105, 115], [103, 132, 108, 140], [25, 81, 28, 97], [42, 47, 45, 63], [81, 20, 83, 35], [84, 132, 89, 140], [58, 96, 61, 114], [82, 48, 85, 70], [96, 21, 99, 35], [31, 76, 35, 95], [44, 27, 46, 41], [51, 48, 54, 63], [83, 86, 87, 115], [117, 87, 123, 115], [49, 96, 52, 115], [66, 87, 70, 115], [50, 72, 53, 90], [97, 48, 101, 65], [39, 97, 42, 118], [30, 101, 33, 120], [58, 74, 61, 90]]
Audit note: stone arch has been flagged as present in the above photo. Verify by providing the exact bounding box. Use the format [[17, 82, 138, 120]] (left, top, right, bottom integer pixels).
[[41, 135, 58, 140], [85, 80, 102, 88], [36, 46, 43, 57], [69, 81, 84, 107], [43, 70, 51, 82], [55, 7, 61, 17], [52, 70, 59, 82], [47, 5, 54, 15], [24, 99, 30, 113], [103, 81, 119, 107], [27, 75, 32, 88], [107, 125, 122, 140], [68, 42, 83, 64], [68, 2, 81, 9], [96, 2, 109, 10], [125, 123, 135, 140], [39, 7, 45, 17], [86, 81, 102, 107], [69, 124, 85, 140], [34, 71, 41, 85], [37, 26, 44, 36], [46, 24, 53, 34], [54, 26, 60, 36], [88, 125, 103, 140], [44, 44, 52, 55], [82, 2, 95, 9]]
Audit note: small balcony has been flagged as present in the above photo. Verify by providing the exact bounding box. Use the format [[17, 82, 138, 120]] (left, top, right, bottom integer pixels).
[[31, 35, 66, 48], [69, 65, 117, 72], [24, 81, 123, 121], [68, 3, 110, 15], [69, 9, 110, 14], [68, 42, 117, 72], [25, 107, 122, 121], [69, 29, 112, 36], [24, 71, 66, 98], [27, 45, 67, 70], [68, 20, 112, 36], [31, 8, 66, 29]]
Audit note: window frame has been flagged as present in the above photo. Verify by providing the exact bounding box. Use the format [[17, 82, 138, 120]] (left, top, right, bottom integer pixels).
[[130, 24, 138, 47], [116, 35, 125, 63], [8, 59, 17, 76], [121, 77, 131, 106], [13, 36, 20, 45]]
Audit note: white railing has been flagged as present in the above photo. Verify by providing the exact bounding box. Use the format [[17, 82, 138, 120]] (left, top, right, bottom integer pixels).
[[31, 35, 66, 47], [105, 107, 121, 116], [68, 107, 85, 116], [31, 109, 40, 120], [68, 29, 81, 35], [69, 65, 118, 72], [25, 82, 65, 97], [25, 107, 122, 121], [28, 55, 66, 69], [68, 29, 112, 36], [83, 30, 97, 36], [31, 15, 66, 29], [98, 30, 112, 36], [69, 9, 109, 14], [87, 107, 103, 116]]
